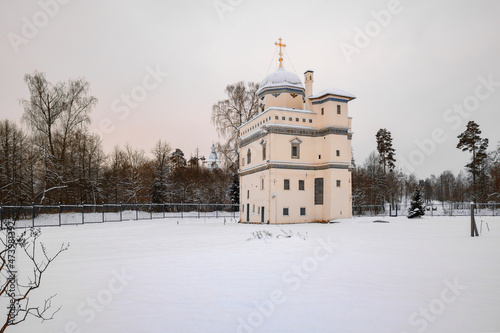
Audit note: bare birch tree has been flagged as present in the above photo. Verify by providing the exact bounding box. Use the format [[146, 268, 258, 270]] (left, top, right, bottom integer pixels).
[[211, 81, 259, 167]]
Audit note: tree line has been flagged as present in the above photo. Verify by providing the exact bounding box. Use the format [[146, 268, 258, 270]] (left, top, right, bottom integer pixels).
[[353, 123, 500, 206], [3, 72, 498, 207], [0, 71, 235, 206]]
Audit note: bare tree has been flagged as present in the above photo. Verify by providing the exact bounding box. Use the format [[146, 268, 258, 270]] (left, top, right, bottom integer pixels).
[[124, 144, 148, 203], [20, 72, 65, 157], [57, 78, 97, 163], [20, 71, 98, 204], [211, 81, 259, 167], [1, 225, 69, 332], [0, 120, 31, 204], [150, 140, 172, 203]]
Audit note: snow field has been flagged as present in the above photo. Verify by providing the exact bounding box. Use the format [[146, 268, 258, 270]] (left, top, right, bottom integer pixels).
[[4, 216, 500, 333]]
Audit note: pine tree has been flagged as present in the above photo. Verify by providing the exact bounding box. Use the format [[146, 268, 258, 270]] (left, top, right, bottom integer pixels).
[[376, 128, 396, 174], [408, 186, 425, 218], [457, 121, 489, 202]]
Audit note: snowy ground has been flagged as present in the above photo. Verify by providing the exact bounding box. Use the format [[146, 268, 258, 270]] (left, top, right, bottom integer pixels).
[[3, 216, 500, 333]]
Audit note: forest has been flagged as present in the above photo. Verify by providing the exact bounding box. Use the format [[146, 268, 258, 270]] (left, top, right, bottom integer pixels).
[[0, 72, 236, 206], [353, 126, 500, 206]]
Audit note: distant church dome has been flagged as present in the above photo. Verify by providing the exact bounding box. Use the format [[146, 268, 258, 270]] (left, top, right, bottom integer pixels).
[[256, 66, 305, 97], [206, 143, 220, 169]]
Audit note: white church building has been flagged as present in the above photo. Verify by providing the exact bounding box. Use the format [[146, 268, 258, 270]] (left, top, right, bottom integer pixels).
[[205, 143, 221, 169], [238, 39, 356, 223]]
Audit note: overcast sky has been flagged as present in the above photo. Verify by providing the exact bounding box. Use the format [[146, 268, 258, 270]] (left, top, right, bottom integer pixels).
[[1, 0, 499, 178]]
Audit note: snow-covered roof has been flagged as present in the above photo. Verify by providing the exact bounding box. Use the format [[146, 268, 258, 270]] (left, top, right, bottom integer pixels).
[[257, 67, 304, 95], [309, 87, 356, 100]]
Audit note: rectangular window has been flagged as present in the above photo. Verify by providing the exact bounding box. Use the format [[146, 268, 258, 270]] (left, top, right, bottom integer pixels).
[[262, 144, 266, 160], [282, 116, 286, 120], [309, 119, 313, 123], [337, 180, 341, 187], [242, 205, 244, 212], [253, 204, 255, 213], [296, 118, 299, 122], [289, 117, 293, 121], [336, 150, 340, 157], [314, 178, 324, 205], [242, 158, 245, 166], [302, 118, 306, 122], [291, 144, 300, 159], [283, 208, 289, 216], [275, 115, 279, 120], [300, 207, 306, 216], [337, 105, 341, 114], [321, 108, 324, 115], [318, 155, 321, 159], [299, 180, 305, 191], [284, 179, 290, 190], [247, 190, 250, 199]]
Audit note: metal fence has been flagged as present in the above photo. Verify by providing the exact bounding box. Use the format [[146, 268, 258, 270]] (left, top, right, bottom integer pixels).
[[352, 202, 500, 217], [0, 203, 240, 229]]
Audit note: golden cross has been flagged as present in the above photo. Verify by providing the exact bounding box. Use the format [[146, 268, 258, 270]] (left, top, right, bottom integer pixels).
[[275, 37, 286, 67]]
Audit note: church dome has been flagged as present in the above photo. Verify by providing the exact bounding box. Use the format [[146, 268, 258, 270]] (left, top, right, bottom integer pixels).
[[257, 66, 305, 97]]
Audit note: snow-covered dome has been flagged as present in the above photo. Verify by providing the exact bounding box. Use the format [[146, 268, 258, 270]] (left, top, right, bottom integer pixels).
[[257, 67, 305, 97]]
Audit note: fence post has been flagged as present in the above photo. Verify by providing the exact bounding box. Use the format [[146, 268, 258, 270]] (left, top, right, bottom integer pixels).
[[82, 205, 85, 224], [135, 204, 138, 221], [59, 204, 62, 226], [102, 205, 105, 223], [150, 204, 153, 220], [471, 203, 479, 237], [216, 204, 218, 219], [181, 204, 184, 219], [120, 204, 123, 222], [32, 204, 35, 228], [198, 204, 200, 219], [0, 205, 3, 230]]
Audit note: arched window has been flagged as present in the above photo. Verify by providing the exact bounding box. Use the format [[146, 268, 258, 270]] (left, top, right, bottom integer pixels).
[[247, 149, 252, 164]]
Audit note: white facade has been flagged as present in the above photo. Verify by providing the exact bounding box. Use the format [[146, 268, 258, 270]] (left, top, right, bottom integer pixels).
[[238, 58, 355, 224]]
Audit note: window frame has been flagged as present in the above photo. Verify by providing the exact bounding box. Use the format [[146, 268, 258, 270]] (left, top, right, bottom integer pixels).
[[314, 178, 324, 205]]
